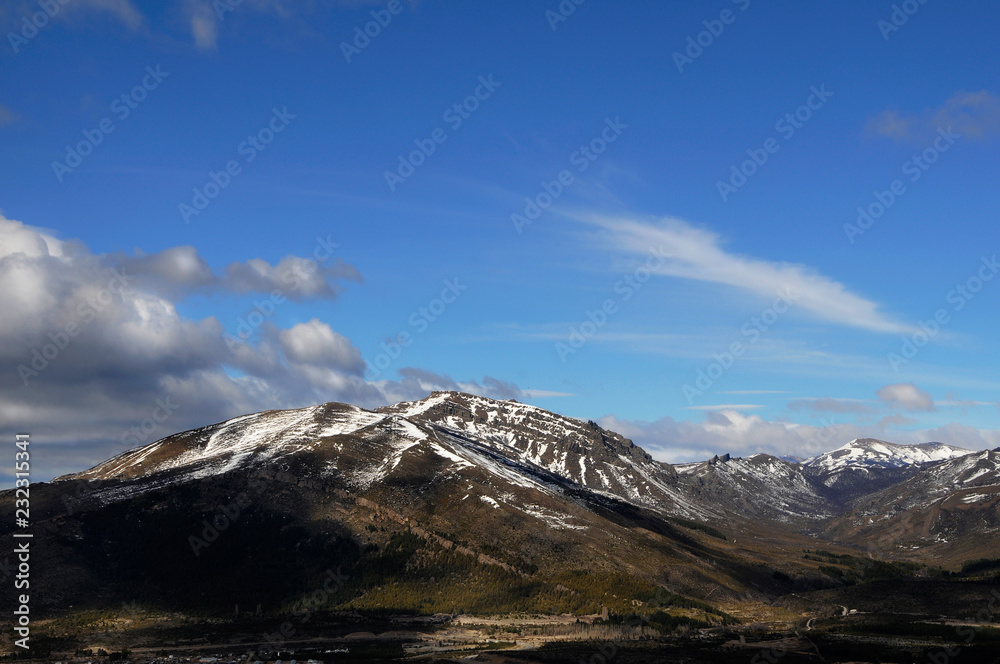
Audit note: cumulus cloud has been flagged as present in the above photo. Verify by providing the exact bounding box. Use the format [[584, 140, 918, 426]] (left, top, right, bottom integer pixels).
[[222, 251, 360, 300], [369, 368, 527, 405], [877, 382, 935, 412], [579, 215, 911, 334], [279, 319, 365, 372], [105, 240, 360, 300], [0, 213, 516, 482], [868, 90, 1000, 142]]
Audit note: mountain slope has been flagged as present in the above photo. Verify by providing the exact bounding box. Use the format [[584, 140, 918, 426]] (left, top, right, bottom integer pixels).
[[6, 391, 998, 626], [823, 448, 1000, 561], [379, 392, 712, 519], [676, 454, 836, 522], [11, 392, 820, 619]]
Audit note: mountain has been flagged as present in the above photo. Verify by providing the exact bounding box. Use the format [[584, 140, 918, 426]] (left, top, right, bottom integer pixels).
[[377, 392, 707, 519], [2, 391, 997, 634], [823, 448, 1000, 561], [5, 392, 810, 621], [805, 438, 972, 472], [800, 438, 973, 503], [675, 454, 836, 522]]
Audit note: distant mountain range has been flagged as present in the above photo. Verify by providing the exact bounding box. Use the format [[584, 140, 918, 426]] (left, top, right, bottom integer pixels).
[[3, 391, 998, 621]]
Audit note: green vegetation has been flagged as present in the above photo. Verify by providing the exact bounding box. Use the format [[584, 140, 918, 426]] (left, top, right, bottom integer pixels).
[[948, 557, 1000, 579], [600, 610, 714, 633], [803, 548, 928, 584], [645, 588, 738, 624], [828, 620, 1000, 641]]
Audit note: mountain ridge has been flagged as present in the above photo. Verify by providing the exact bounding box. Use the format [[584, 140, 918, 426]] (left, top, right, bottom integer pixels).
[[6, 389, 1000, 628]]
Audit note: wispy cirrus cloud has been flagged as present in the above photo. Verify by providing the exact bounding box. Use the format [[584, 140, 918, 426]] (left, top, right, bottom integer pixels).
[[62, 0, 144, 30], [578, 215, 912, 334], [684, 404, 763, 411], [788, 397, 877, 414]]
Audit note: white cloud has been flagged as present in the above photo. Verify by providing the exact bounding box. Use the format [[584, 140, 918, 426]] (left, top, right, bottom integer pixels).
[[877, 382, 935, 412], [599, 408, 995, 464], [579, 215, 911, 334], [279, 319, 365, 372], [222, 253, 361, 300], [0, 213, 528, 482], [366, 368, 528, 405]]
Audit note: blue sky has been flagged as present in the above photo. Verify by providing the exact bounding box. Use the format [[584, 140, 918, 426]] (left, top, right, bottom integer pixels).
[[2, 0, 1000, 481]]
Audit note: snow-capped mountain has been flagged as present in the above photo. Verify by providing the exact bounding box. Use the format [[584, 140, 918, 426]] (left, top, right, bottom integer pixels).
[[66, 394, 987, 531], [805, 438, 972, 472], [73, 391, 710, 518], [378, 392, 708, 518], [20, 392, 804, 615], [824, 448, 1000, 558], [676, 454, 835, 521], [7, 391, 1000, 618]]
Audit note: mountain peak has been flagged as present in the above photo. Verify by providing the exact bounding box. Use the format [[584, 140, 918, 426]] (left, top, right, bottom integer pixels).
[[805, 438, 971, 472]]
